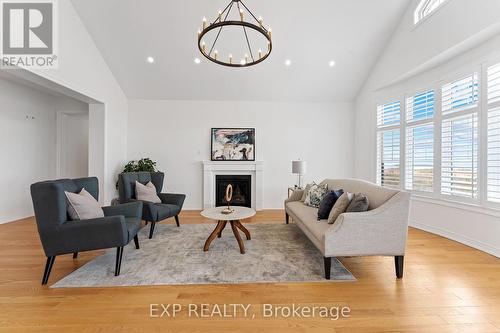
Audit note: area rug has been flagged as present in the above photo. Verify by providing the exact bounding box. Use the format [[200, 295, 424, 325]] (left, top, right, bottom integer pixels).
[[51, 223, 355, 288]]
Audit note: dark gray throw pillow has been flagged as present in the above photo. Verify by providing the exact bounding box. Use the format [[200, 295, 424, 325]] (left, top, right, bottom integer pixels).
[[346, 193, 369, 213], [317, 189, 344, 220]]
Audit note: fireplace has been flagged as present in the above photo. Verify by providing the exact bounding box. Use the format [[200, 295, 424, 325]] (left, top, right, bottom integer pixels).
[[216, 175, 252, 208]]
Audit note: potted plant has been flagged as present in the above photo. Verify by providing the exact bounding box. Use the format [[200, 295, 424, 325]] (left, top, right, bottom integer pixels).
[[115, 158, 158, 190]]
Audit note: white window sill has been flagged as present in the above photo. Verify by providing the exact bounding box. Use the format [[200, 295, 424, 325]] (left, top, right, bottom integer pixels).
[[411, 194, 500, 218]]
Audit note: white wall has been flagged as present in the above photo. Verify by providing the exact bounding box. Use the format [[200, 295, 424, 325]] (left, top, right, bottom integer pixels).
[[128, 100, 354, 209], [353, 0, 500, 257], [25, 0, 128, 204], [57, 112, 89, 179], [0, 79, 59, 222]]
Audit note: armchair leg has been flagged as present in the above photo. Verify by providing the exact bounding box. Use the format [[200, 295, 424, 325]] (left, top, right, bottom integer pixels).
[[285, 212, 289, 224], [115, 247, 124, 276], [174, 215, 180, 227], [395, 255, 404, 279], [149, 221, 156, 239], [324, 257, 331, 280], [42, 256, 55, 285], [72, 252, 78, 259], [134, 235, 140, 249]]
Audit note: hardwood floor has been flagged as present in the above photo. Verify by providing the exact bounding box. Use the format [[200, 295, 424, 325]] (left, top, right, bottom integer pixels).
[[1, 210, 499, 332]]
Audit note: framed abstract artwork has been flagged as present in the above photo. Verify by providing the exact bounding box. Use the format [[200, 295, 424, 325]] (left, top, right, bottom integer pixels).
[[211, 128, 255, 161]]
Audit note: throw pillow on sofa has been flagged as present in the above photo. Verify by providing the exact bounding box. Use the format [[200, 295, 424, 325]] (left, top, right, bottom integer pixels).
[[327, 192, 353, 224], [317, 189, 344, 220], [346, 193, 369, 212], [300, 182, 316, 202], [135, 181, 162, 203], [65, 188, 105, 220], [304, 183, 328, 208]]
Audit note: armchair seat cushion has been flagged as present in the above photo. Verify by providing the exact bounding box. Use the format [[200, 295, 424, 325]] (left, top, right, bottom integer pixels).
[[142, 202, 181, 222]]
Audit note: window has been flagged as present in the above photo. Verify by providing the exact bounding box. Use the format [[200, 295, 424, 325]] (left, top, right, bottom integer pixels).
[[376, 101, 401, 188], [377, 101, 400, 127], [405, 90, 434, 192], [487, 62, 500, 203], [442, 73, 479, 114], [414, 0, 448, 24], [441, 74, 479, 200], [441, 114, 478, 199]]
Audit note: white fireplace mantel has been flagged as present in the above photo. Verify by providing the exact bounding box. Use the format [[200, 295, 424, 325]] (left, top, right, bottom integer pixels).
[[202, 161, 263, 211]]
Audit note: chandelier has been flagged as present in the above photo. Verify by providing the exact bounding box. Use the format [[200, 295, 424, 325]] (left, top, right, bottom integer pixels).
[[197, 0, 272, 67]]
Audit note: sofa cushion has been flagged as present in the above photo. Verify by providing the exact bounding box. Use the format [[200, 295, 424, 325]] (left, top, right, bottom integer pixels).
[[286, 201, 331, 242], [65, 188, 104, 220], [327, 192, 353, 224], [346, 193, 369, 213], [304, 183, 328, 208], [135, 181, 161, 203], [300, 182, 315, 202], [317, 189, 344, 220]]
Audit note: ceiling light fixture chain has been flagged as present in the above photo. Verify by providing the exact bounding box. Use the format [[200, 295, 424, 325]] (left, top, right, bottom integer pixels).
[[197, 0, 272, 67]]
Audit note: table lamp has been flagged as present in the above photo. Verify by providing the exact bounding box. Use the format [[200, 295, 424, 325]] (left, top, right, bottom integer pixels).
[[292, 160, 307, 189]]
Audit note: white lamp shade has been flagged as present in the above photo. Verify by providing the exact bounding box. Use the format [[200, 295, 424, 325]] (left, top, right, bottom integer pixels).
[[292, 160, 307, 175]]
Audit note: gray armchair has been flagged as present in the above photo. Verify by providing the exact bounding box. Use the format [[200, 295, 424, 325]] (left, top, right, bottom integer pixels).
[[30, 177, 143, 285], [118, 172, 186, 239]]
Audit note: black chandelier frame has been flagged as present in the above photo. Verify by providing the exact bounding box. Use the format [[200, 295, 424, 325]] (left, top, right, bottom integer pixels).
[[197, 0, 272, 68]]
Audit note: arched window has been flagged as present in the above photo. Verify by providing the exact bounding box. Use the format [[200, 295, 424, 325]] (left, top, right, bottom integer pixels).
[[414, 0, 448, 24]]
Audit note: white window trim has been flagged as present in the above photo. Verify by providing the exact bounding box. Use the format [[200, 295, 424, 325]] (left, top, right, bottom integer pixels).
[[413, 0, 452, 28]]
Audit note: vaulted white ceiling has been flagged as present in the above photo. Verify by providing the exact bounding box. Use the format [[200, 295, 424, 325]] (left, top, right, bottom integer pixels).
[[71, 0, 410, 102]]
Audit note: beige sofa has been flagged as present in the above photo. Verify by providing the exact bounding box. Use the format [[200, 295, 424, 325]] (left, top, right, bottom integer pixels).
[[285, 179, 410, 279]]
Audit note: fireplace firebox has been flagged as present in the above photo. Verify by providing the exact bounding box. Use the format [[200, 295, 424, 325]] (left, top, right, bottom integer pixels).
[[215, 175, 251, 208]]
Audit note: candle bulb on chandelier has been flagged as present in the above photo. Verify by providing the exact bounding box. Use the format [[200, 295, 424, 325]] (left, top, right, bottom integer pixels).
[[197, 29, 201, 37], [245, 54, 248, 63], [240, 59, 246, 65], [258, 16, 263, 27], [202, 17, 207, 30], [239, 8, 244, 21], [218, 10, 222, 21], [268, 28, 272, 39], [201, 41, 206, 54], [258, 49, 262, 59], [214, 50, 218, 60], [229, 54, 233, 64]]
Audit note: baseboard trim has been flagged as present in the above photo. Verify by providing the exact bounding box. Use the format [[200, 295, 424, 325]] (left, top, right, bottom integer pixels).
[[410, 219, 500, 258]]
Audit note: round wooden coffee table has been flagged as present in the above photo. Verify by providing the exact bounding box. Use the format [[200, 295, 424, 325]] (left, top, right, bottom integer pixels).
[[201, 206, 256, 254]]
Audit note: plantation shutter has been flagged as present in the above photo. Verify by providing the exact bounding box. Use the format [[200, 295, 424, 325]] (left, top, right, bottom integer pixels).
[[440, 74, 479, 200], [441, 113, 478, 199], [406, 90, 434, 121], [441, 73, 479, 115], [487, 62, 500, 203], [406, 124, 434, 192], [377, 101, 400, 127], [405, 90, 434, 192], [377, 129, 400, 188]]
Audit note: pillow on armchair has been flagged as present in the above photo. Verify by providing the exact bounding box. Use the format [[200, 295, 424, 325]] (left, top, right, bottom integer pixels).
[[135, 181, 161, 203], [65, 188, 104, 220]]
